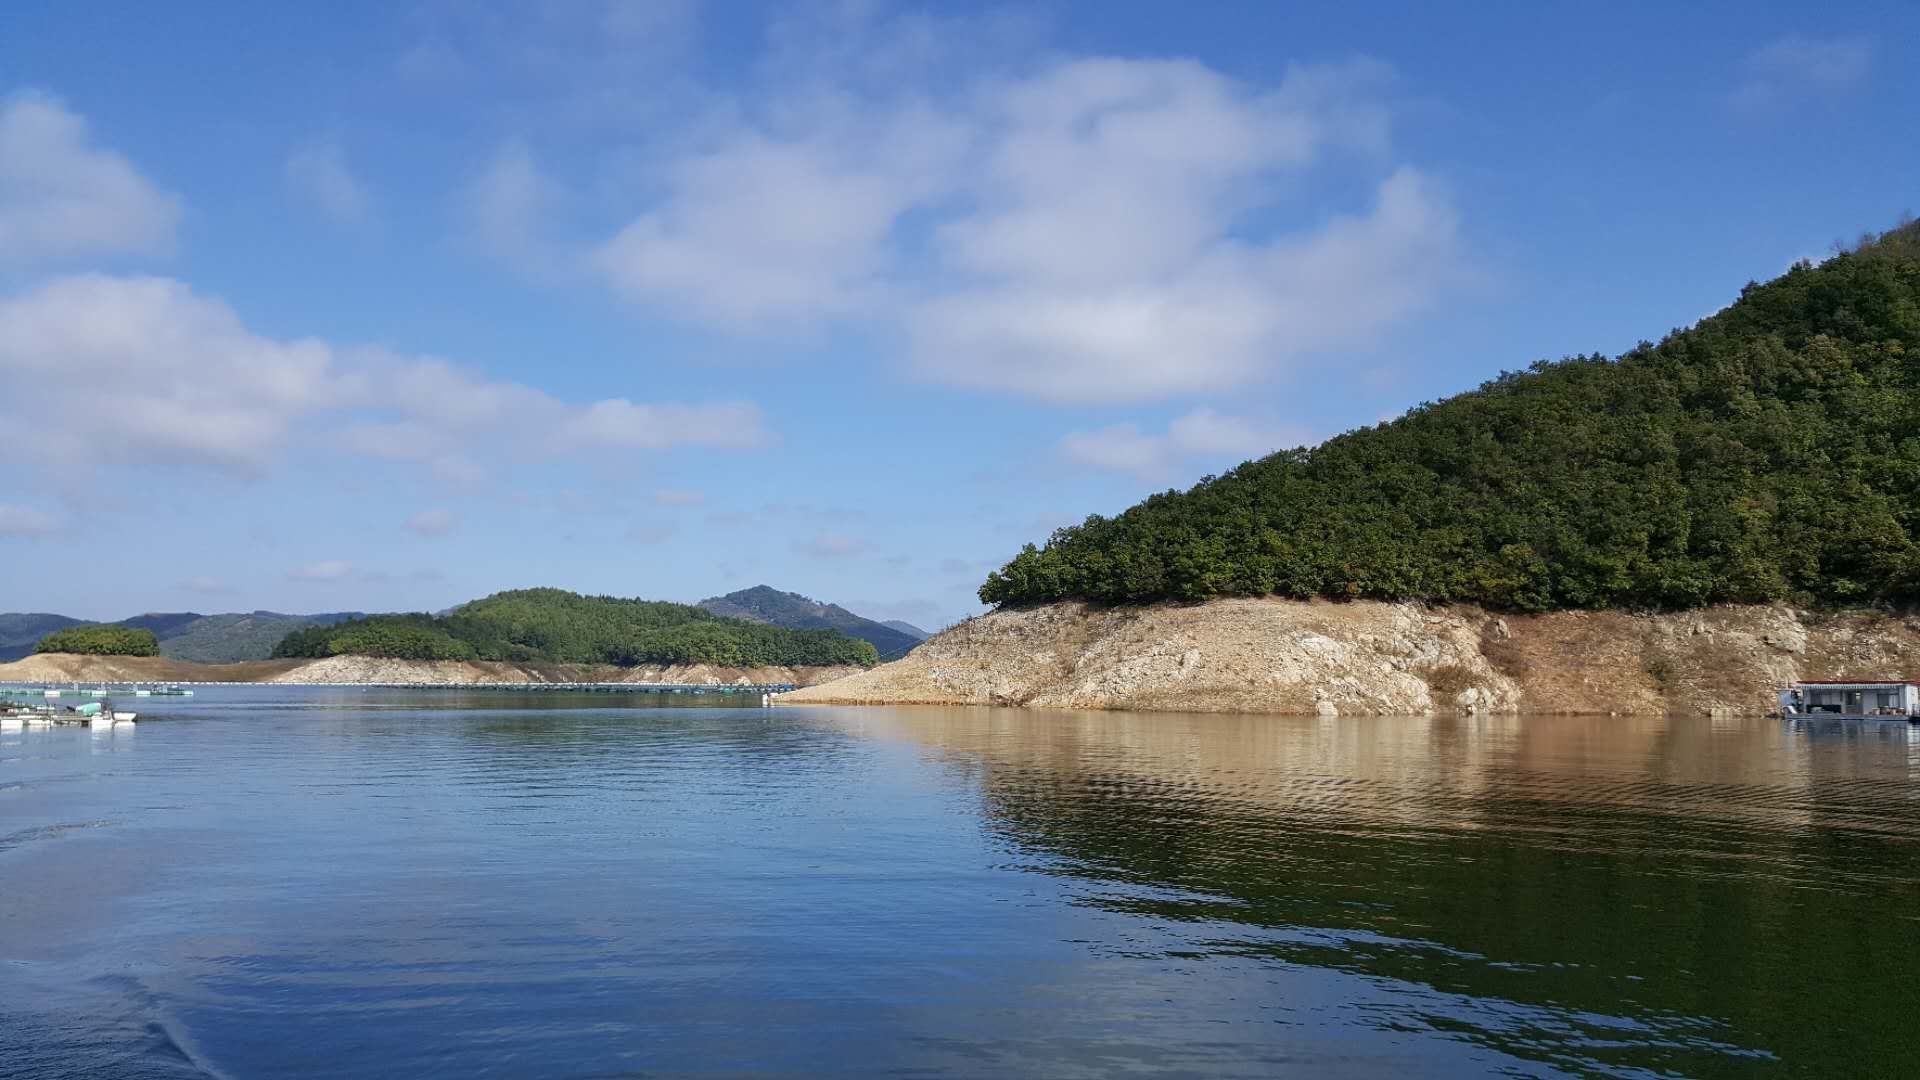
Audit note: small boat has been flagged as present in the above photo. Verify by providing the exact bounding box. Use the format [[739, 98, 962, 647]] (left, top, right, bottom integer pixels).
[[0, 716, 21, 732], [134, 689, 152, 697], [42, 690, 60, 699], [1779, 680, 1920, 722], [113, 712, 137, 723]]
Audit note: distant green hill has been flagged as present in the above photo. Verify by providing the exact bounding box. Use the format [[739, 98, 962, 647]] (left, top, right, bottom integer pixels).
[[983, 220, 1920, 613], [699, 586, 922, 660], [0, 613, 84, 661], [0, 610, 363, 663], [159, 612, 364, 663], [273, 588, 878, 667]]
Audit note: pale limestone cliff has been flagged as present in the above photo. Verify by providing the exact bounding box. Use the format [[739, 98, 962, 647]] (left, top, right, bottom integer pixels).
[[0, 652, 856, 687], [778, 599, 1920, 716]]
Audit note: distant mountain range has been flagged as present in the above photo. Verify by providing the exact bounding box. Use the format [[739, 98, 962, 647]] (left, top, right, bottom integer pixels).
[[6, 587, 930, 665], [0, 610, 363, 663], [698, 586, 924, 660]]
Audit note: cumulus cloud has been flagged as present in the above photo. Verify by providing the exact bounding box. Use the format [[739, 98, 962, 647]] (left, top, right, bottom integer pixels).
[[597, 112, 962, 324], [405, 509, 457, 537], [1731, 35, 1873, 109], [288, 560, 355, 582], [0, 503, 61, 536], [591, 42, 1458, 402], [286, 138, 370, 223], [0, 274, 771, 477], [1061, 408, 1311, 480], [0, 90, 182, 266]]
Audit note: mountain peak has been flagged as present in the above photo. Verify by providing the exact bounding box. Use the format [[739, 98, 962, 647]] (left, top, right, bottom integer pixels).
[[698, 587, 921, 660]]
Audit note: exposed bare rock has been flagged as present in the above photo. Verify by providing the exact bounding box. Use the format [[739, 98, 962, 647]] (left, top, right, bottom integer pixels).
[[778, 599, 1920, 716], [0, 652, 858, 687]]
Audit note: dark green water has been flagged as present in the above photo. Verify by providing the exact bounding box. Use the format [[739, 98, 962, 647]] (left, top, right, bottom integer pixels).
[[2, 690, 1916, 1077]]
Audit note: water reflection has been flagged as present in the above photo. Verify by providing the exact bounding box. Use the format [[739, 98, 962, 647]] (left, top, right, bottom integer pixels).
[[828, 709, 1920, 1077], [5, 695, 1918, 1078]]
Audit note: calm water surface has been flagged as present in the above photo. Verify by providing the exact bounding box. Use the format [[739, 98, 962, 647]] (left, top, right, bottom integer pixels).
[[2, 689, 1917, 1078]]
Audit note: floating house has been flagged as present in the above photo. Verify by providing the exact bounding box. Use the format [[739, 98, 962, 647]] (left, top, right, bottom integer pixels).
[[1778, 680, 1920, 720]]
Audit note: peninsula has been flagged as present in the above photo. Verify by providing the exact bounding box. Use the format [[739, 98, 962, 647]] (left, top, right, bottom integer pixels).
[[788, 221, 1920, 715]]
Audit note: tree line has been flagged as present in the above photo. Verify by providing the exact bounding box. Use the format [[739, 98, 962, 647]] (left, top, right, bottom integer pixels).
[[35, 625, 161, 656], [981, 220, 1920, 612], [271, 588, 880, 667]]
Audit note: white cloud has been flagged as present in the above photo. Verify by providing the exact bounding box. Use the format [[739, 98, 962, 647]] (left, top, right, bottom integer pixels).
[[289, 560, 355, 582], [405, 509, 457, 537], [286, 139, 370, 223], [590, 47, 1458, 403], [1731, 35, 1873, 109], [0, 503, 60, 536], [566, 399, 768, 450], [0, 90, 182, 266], [0, 274, 772, 477], [1061, 408, 1310, 480], [597, 110, 964, 324], [0, 275, 342, 473]]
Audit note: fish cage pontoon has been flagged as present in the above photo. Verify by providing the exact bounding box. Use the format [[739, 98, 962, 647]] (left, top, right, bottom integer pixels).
[[1778, 681, 1920, 721]]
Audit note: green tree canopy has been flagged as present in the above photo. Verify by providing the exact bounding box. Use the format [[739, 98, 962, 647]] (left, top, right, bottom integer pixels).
[[35, 625, 162, 657], [273, 588, 880, 667], [982, 220, 1920, 613]]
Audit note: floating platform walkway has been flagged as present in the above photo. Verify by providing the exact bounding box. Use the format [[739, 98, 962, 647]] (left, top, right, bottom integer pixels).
[[1778, 680, 1920, 723]]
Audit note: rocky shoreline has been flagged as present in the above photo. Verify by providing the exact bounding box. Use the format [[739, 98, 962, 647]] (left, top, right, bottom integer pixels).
[[778, 598, 1920, 716], [0, 652, 859, 688]]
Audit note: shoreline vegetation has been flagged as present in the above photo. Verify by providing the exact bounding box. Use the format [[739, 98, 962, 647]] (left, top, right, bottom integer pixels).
[[270, 588, 880, 668], [789, 220, 1920, 715], [981, 221, 1920, 614]]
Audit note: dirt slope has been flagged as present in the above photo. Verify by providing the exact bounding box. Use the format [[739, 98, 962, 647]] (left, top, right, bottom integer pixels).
[[777, 599, 1920, 716], [0, 654, 303, 683]]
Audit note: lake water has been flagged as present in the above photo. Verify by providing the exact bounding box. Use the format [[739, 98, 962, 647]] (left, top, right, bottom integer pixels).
[[2, 689, 1917, 1078]]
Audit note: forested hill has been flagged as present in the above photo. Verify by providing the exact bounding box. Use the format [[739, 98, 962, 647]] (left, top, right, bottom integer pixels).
[[982, 220, 1920, 613], [0, 610, 362, 662], [698, 586, 922, 660], [273, 588, 880, 667]]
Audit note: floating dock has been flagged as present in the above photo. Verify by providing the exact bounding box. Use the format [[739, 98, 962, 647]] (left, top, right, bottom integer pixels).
[[1778, 680, 1920, 722]]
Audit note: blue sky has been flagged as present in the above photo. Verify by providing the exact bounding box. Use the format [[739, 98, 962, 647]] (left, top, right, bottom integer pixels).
[[1, 1, 1914, 626]]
